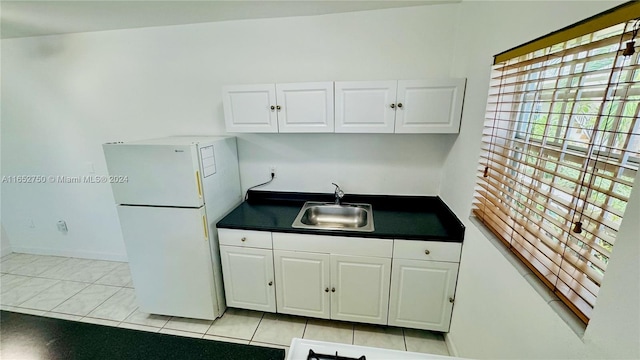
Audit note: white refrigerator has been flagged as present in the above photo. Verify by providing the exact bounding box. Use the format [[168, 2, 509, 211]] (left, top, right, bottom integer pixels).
[[103, 136, 241, 320]]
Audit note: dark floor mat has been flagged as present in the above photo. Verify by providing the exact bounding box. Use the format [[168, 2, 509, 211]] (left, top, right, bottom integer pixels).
[[0, 310, 285, 360]]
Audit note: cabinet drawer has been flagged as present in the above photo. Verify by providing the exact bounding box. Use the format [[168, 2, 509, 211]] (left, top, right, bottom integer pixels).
[[218, 229, 272, 249], [393, 240, 461, 262]]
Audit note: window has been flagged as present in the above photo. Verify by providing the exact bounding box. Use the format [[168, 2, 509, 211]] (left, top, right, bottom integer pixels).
[[473, 18, 639, 323]]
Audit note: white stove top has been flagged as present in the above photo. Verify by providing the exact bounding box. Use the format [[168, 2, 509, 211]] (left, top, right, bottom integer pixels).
[[288, 338, 464, 360]]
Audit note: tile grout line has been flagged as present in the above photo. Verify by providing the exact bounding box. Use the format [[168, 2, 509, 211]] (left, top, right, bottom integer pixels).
[[249, 311, 266, 343], [4, 256, 137, 330], [6, 257, 71, 278], [74, 284, 125, 319], [300, 317, 308, 340], [11, 277, 62, 309], [6, 258, 127, 287], [80, 284, 138, 327], [203, 315, 216, 336], [13, 280, 90, 313], [402, 328, 408, 351], [158, 319, 210, 339], [157, 316, 172, 333], [0, 254, 42, 271], [351, 323, 355, 345]]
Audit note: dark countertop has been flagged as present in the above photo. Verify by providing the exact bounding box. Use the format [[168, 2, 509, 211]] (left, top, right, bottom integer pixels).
[[0, 311, 284, 360], [217, 190, 465, 242]]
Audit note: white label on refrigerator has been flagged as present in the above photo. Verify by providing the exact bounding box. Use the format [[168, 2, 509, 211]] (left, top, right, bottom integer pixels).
[[200, 145, 216, 177]]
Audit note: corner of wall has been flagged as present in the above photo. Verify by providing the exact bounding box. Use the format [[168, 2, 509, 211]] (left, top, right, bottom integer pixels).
[[444, 332, 460, 357], [1, 224, 12, 257]]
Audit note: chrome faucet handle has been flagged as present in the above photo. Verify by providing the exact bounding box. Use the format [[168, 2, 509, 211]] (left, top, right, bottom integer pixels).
[[331, 183, 344, 196], [332, 183, 344, 204]]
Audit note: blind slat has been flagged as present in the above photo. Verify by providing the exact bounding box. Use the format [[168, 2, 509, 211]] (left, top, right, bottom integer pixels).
[[477, 16, 638, 322]]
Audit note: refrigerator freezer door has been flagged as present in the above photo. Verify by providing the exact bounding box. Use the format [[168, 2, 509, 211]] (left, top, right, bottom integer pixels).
[[104, 144, 203, 207], [117, 205, 220, 320]]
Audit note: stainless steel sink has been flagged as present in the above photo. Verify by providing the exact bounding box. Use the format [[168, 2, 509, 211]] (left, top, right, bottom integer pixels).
[[292, 202, 375, 232]]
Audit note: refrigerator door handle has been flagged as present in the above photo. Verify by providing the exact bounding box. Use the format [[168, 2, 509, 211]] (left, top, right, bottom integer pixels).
[[202, 215, 209, 240], [195, 171, 203, 198]]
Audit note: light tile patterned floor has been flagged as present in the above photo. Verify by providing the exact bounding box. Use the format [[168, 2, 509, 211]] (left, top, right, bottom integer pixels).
[[0, 253, 450, 357]]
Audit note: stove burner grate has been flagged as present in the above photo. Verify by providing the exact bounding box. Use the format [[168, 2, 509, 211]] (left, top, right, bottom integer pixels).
[[307, 348, 366, 360]]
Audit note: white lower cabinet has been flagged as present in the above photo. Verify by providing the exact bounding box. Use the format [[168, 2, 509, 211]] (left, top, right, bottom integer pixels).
[[388, 259, 458, 331], [219, 245, 276, 312], [388, 239, 462, 332], [330, 255, 391, 325], [274, 250, 391, 325], [219, 229, 462, 331], [273, 250, 331, 319]]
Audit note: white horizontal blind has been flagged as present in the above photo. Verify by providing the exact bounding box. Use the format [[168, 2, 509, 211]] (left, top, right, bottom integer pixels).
[[473, 21, 639, 322]]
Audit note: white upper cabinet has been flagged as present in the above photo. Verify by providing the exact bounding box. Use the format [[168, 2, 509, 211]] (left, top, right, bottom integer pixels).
[[222, 82, 334, 133], [276, 82, 334, 133], [394, 79, 466, 134], [334, 81, 397, 133], [222, 78, 466, 134], [222, 84, 278, 133]]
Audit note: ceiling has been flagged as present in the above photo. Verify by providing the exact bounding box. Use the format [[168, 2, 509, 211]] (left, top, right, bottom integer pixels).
[[0, 0, 459, 39]]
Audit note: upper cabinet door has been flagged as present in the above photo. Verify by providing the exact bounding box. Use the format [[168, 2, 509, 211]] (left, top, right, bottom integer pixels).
[[222, 84, 278, 133], [334, 81, 397, 133], [394, 79, 466, 134], [276, 82, 334, 133]]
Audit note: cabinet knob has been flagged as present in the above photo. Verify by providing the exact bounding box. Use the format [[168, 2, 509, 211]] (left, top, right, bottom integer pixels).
[[276, 105, 281, 111], [397, 102, 403, 108], [424, 249, 430, 255], [241, 237, 246, 242], [331, 287, 336, 293], [270, 105, 275, 111], [390, 103, 396, 109], [449, 297, 455, 303], [325, 287, 329, 293], [268, 281, 273, 286]]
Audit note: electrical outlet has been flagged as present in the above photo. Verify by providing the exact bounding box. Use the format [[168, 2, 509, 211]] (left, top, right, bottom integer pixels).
[[57, 220, 68, 234], [270, 166, 276, 178]]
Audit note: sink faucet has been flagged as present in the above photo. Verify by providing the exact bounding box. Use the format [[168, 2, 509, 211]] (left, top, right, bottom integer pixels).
[[332, 183, 344, 205]]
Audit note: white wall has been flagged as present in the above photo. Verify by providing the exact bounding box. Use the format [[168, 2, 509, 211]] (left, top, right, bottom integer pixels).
[[0, 225, 10, 257], [0, 64, 8, 257], [237, 133, 457, 195], [442, 1, 639, 359], [1, 4, 459, 260]]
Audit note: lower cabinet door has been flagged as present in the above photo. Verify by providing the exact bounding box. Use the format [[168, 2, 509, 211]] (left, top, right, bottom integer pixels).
[[330, 255, 391, 325], [274, 250, 331, 319], [388, 259, 459, 331], [219, 245, 276, 312]]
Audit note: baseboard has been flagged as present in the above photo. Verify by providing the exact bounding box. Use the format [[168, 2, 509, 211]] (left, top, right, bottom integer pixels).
[[444, 332, 459, 357], [9, 246, 127, 262]]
